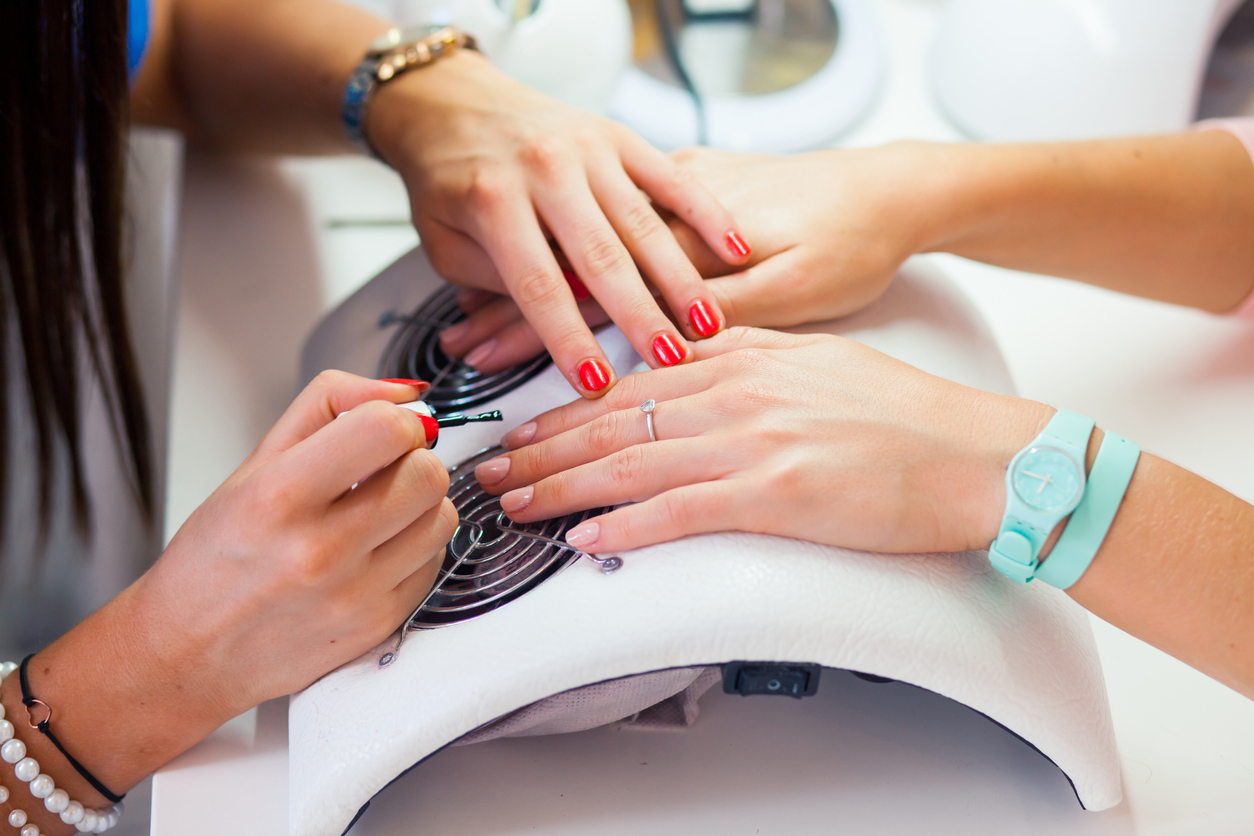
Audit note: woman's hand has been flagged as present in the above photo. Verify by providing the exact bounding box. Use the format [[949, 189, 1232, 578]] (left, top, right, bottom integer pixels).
[[442, 142, 954, 370], [367, 50, 750, 396], [3, 373, 457, 818], [473, 328, 1051, 555]]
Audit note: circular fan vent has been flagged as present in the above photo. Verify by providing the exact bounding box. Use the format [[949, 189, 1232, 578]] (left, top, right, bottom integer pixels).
[[379, 285, 552, 412], [408, 447, 612, 630]]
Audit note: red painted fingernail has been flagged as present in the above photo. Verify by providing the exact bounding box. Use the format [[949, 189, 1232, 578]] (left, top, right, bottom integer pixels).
[[725, 230, 751, 258], [688, 300, 721, 338], [563, 269, 590, 302], [381, 378, 431, 392], [578, 359, 611, 392], [419, 415, 439, 445], [651, 333, 687, 367]]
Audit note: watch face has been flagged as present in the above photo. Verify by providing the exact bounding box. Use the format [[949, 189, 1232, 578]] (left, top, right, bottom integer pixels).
[[1012, 446, 1083, 514]]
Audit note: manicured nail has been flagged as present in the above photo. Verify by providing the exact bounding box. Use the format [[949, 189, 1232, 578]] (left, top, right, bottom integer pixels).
[[474, 456, 511, 486], [380, 378, 431, 391], [440, 322, 470, 344], [565, 521, 600, 548], [463, 338, 497, 369], [578, 359, 611, 392], [563, 269, 590, 302], [502, 421, 537, 449], [500, 486, 533, 514], [687, 300, 721, 338], [725, 230, 751, 258], [651, 332, 687, 367], [419, 415, 439, 445]]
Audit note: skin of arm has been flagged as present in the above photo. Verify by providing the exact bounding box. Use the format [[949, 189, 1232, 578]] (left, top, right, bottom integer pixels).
[[473, 328, 1254, 700]]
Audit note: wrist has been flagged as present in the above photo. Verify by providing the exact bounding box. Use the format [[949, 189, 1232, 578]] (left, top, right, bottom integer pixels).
[[364, 47, 496, 170], [964, 395, 1055, 551], [873, 140, 983, 256], [12, 580, 241, 801]]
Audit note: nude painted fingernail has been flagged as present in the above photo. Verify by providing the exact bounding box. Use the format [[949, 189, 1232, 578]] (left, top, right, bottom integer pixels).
[[475, 456, 511, 486], [725, 230, 751, 258], [502, 421, 537, 449], [440, 322, 470, 344], [464, 338, 497, 369], [563, 269, 590, 302], [565, 521, 600, 548], [688, 300, 721, 338], [651, 332, 687, 367], [500, 486, 534, 514], [578, 359, 611, 392]]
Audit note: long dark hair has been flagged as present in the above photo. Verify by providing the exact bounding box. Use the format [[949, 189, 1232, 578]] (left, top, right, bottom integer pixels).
[[0, 0, 154, 552]]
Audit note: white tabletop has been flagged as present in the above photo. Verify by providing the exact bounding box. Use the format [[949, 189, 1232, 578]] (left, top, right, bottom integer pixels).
[[152, 1, 1254, 833]]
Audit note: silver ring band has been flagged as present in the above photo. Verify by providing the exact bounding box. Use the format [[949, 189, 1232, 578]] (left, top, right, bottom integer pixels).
[[639, 399, 657, 442]]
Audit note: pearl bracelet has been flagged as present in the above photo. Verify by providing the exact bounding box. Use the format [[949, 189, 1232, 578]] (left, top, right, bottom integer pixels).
[[0, 662, 122, 834]]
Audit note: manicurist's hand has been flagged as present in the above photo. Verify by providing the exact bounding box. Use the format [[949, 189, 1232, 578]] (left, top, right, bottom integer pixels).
[[1, 374, 457, 824], [473, 327, 1051, 555], [367, 50, 749, 396], [442, 142, 947, 369]]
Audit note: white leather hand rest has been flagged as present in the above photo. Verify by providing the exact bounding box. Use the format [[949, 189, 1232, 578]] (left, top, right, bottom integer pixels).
[[292, 249, 1121, 836]]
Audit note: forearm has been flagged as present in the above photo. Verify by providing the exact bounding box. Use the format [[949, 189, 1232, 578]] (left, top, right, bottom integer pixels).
[[914, 131, 1254, 312], [132, 0, 391, 153], [1059, 450, 1254, 697]]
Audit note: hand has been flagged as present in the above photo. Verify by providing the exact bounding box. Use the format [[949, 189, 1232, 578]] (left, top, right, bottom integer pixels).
[[473, 328, 1051, 555], [442, 142, 953, 369], [367, 50, 750, 396], [8, 373, 457, 810]]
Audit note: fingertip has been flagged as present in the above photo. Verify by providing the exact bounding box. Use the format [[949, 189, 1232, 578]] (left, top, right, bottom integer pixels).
[[379, 378, 431, 394], [687, 299, 723, 339], [723, 230, 752, 262], [576, 358, 615, 398]]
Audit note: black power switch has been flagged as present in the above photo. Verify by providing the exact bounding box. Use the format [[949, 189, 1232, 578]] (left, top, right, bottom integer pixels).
[[721, 662, 821, 699]]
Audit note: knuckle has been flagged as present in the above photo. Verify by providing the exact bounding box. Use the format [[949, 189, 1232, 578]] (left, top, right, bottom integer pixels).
[[511, 265, 564, 309], [404, 449, 450, 499], [607, 444, 647, 486], [621, 201, 666, 243], [658, 490, 696, 531], [464, 168, 510, 213], [519, 136, 566, 176], [581, 233, 631, 278], [587, 411, 624, 453]]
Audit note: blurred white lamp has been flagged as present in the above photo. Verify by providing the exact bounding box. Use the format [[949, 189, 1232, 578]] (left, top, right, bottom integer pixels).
[[931, 0, 1246, 141]]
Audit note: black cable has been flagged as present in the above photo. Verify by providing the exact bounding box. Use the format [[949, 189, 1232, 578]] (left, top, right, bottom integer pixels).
[[654, 0, 708, 145]]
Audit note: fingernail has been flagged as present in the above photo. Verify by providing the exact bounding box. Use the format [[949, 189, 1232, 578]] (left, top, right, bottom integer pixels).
[[578, 359, 611, 393], [502, 421, 537, 449], [464, 338, 497, 369], [440, 322, 470, 344], [380, 378, 431, 392], [563, 269, 590, 302], [419, 415, 439, 445], [651, 332, 688, 367], [725, 230, 751, 258], [565, 521, 600, 548], [500, 486, 533, 514], [688, 299, 721, 338], [475, 456, 511, 486]]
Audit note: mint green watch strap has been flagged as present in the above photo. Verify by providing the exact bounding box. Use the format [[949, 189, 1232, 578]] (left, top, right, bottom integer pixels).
[[1035, 432, 1140, 589]]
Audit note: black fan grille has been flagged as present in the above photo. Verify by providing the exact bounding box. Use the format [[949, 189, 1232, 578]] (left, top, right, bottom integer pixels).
[[379, 285, 552, 412], [409, 447, 611, 629]]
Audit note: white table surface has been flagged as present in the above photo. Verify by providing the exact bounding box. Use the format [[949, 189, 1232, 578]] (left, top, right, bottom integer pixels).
[[152, 1, 1254, 833]]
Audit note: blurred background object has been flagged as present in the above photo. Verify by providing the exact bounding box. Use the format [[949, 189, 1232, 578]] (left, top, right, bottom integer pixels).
[[611, 0, 885, 152], [390, 0, 633, 115], [931, 0, 1246, 141], [1199, 0, 1254, 119]]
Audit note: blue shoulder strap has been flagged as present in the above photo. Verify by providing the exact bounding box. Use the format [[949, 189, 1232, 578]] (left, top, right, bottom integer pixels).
[[128, 0, 149, 80]]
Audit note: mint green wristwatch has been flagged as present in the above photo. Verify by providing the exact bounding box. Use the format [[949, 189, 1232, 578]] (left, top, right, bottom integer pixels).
[[989, 410, 1095, 584]]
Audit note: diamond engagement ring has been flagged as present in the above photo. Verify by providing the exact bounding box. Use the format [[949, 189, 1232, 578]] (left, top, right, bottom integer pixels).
[[639, 399, 657, 442]]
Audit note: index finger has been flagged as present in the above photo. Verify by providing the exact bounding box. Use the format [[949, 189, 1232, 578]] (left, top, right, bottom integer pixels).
[[470, 195, 619, 398]]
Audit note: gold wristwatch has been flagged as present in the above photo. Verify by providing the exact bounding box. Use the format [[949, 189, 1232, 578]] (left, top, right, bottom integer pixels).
[[341, 25, 478, 157]]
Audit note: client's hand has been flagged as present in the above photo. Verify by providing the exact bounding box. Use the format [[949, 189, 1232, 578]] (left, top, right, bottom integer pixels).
[[369, 50, 749, 395], [442, 142, 948, 369], [1, 373, 457, 823], [475, 328, 1050, 555]]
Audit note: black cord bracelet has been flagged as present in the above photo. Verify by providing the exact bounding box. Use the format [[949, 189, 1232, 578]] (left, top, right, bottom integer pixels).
[[18, 655, 125, 804]]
